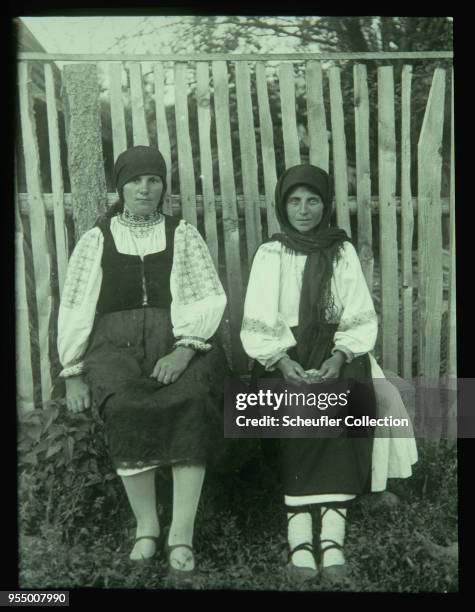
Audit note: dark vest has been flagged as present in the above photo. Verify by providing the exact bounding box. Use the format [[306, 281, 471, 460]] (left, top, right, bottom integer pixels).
[[96, 214, 180, 314]]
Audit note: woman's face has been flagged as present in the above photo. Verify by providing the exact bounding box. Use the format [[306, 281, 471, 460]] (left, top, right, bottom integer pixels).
[[285, 185, 324, 233], [122, 174, 164, 216]]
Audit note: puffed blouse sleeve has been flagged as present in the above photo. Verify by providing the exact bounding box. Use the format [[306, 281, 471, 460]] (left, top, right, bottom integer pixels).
[[331, 241, 378, 362], [57, 228, 104, 377], [240, 241, 297, 370], [170, 220, 226, 352]]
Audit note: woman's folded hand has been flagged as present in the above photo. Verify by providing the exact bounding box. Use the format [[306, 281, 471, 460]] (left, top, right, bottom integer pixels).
[[317, 352, 345, 380], [150, 346, 196, 385], [65, 375, 91, 413], [276, 355, 309, 385]]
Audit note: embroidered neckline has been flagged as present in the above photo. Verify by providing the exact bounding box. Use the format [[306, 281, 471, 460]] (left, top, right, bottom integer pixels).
[[117, 209, 163, 238], [119, 208, 163, 227]]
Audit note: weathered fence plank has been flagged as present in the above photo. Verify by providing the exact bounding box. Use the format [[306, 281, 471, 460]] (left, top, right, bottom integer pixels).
[[417, 69, 446, 381], [236, 61, 262, 265], [15, 184, 35, 415], [154, 63, 173, 215], [329, 66, 351, 235], [447, 69, 456, 441], [212, 60, 246, 372], [45, 63, 68, 295], [256, 62, 280, 236], [279, 63, 300, 168], [19, 61, 53, 405], [62, 64, 108, 240], [196, 62, 219, 268], [174, 62, 197, 225], [401, 66, 414, 381], [447, 70, 456, 380], [129, 62, 149, 146], [306, 60, 329, 172], [353, 64, 373, 293], [417, 68, 446, 440], [109, 63, 128, 161], [377, 66, 399, 373]]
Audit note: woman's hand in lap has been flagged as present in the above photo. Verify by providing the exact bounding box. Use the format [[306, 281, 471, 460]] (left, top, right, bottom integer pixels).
[[151, 346, 195, 384], [276, 355, 309, 385], [65, 376, 91, 413], [317, 351, 346, 380]]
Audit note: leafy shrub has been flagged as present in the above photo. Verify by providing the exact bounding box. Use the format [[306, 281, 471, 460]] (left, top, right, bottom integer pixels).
[[18, 400, 128, 543]]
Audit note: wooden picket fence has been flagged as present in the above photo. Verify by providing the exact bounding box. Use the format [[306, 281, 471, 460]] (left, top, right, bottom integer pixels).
[[16, 51, 455, 438]]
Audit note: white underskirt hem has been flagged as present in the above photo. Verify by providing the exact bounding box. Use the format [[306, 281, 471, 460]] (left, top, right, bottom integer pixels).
[[117, 465, 159, 477], [285, 493, 356, 506]]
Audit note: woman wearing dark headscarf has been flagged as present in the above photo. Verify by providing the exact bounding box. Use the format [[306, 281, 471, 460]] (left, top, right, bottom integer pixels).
[[58, 145, 229, 582], [241, 164, 417, 585]]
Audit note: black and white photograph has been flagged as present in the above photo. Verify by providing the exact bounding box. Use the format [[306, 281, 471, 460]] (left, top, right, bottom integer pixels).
[[15, 15, 456, 593]]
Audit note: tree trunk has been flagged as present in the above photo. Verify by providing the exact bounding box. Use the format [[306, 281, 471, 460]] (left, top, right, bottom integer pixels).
[[62, 64, 107, 241]]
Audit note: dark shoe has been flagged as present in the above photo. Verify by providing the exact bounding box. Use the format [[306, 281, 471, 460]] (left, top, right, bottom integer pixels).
[[165, 534, 196, 586], [320, 539, 353, 588], [287, 542, 318, 585], [129, 534, 162, 565]]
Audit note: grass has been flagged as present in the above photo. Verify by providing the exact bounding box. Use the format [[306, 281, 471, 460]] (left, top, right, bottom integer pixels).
[[18, 439, 457, 593]]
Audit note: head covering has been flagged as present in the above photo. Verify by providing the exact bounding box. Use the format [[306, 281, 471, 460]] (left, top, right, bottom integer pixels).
[[270, 164, 351, 368], [113, 145, 167, 208], [275, 164, 332, 234]]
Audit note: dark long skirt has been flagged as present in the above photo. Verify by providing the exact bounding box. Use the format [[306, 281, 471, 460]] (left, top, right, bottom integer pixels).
[[83, 307, 230, 471], [253, 324, 376, 498]]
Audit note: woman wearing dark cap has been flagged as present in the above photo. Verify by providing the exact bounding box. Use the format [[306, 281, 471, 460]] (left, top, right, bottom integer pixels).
[[58, 145, 229, 581], [241, 164, 417, 586]]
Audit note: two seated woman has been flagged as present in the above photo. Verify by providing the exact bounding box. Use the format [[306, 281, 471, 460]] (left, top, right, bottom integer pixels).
[[58, 146, 417, 586]]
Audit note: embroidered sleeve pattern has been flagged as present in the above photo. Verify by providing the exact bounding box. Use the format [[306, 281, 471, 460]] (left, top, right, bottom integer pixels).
[[173, 222, 224, 305], [61, 230, 103, 310], [337, 310, 377, 333], [241, 242, 297, 367], [59, 361, 85, 378], [332, 242, 378, 356], [173, 336, 212, 352], [58, 229, 103, 374], [241, 316, 287, 338], [170, 221, 226, 343]]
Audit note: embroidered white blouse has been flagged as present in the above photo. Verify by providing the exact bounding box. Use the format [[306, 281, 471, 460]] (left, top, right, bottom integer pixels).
[[240, 240, 378, 370], [58, 216, 226, 377]]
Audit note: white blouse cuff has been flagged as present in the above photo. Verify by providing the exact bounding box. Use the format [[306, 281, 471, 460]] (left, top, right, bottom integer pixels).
[[264, 350, 289, 372], [60, 362, 85, 378], [173, 336, 212, 353], [332, 345, 354, 364]]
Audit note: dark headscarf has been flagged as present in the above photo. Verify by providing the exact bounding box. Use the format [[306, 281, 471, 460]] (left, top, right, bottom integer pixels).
[[99, 146, 168, 222], [270, 164, 351, 367], [114, 145, 167, 194], [114, 145, 167, 206]]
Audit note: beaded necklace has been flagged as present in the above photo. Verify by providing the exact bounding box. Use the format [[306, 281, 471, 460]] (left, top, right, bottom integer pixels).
[[117, 208, 163, 238]]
